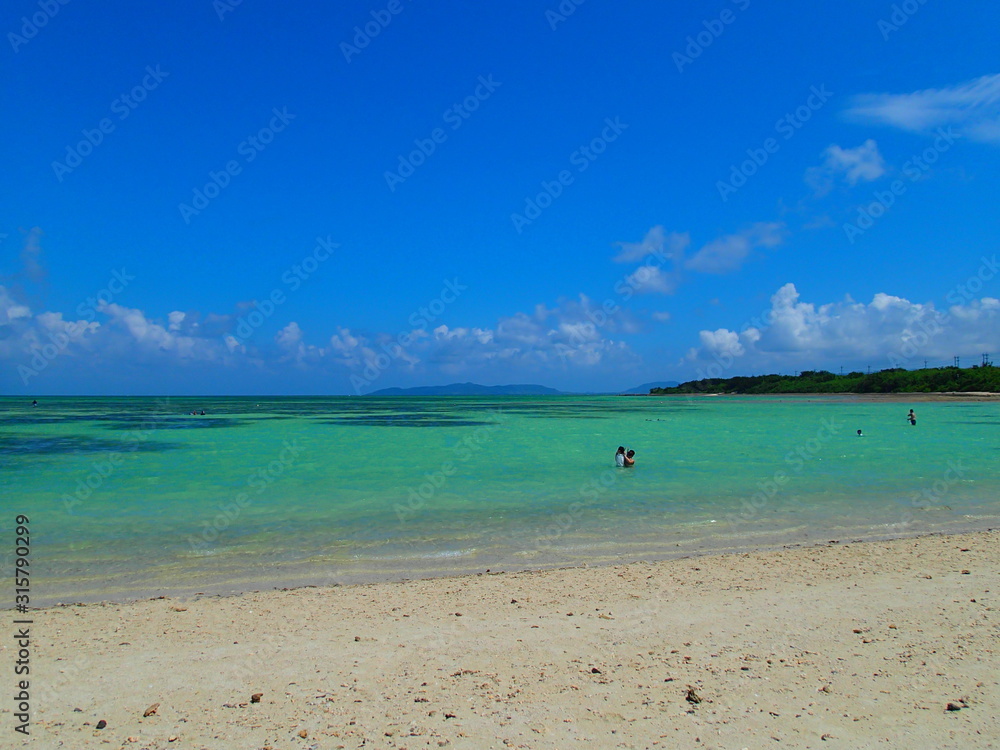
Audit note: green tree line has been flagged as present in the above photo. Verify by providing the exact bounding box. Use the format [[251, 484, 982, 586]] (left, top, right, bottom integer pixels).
[[651, 366, 1000, 395]]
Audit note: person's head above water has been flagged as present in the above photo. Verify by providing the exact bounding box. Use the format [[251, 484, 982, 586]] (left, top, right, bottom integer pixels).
[[857, 429, 863, 436], [617, 446, 625, 454], [626, 450, 635, 458]]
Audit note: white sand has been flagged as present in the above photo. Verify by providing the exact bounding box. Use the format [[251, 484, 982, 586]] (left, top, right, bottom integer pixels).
[[8, 530, 998, 749]]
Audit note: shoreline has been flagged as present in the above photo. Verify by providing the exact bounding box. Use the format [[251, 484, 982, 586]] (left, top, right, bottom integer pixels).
[[650, 391, 1000, 401], [30, 515, 1000, 608], [17, 529, 999, 747]]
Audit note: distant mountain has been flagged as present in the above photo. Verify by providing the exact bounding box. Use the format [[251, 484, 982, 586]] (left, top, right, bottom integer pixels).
[[367, 382, 565, 396], [621, 381, 680, 394]]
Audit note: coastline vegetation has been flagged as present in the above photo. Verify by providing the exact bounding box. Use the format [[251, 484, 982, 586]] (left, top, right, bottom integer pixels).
[[651, 365, 1000, 395]]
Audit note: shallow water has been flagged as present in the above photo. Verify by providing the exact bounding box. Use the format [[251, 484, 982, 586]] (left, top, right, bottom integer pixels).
[[1, 395, 997, 604]]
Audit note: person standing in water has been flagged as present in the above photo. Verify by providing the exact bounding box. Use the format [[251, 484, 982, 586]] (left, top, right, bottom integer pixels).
[[907, 409, 916, 425], [615, 446, 626, 467], [624, 449, 635, 467]]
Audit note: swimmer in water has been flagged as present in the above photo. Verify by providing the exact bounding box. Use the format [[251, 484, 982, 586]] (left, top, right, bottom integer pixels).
[[615, 446, 626, 467], [907, 409, 916, 425], [624, 449, 635, 467], [857, 429, 863, 437]]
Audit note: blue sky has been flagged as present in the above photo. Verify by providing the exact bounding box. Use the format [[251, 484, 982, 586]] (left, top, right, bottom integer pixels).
[[2, 0, 999, 394]]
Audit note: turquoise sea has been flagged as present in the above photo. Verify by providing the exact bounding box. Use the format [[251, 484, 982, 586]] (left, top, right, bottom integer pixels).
[[1, 395, 998, 605]]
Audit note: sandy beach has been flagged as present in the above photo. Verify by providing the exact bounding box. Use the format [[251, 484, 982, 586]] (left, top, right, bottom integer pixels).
[[7, 530, 997, 749]]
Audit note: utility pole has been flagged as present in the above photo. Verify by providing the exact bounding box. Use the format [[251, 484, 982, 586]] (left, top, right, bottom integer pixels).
[[983, 352, 991, 367], [923, 359, 927, 369], [867, 365, 871, 374], [954, 356, 960, 368]]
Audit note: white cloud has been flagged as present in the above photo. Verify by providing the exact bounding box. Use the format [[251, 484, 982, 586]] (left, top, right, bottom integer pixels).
[[101, 303, 175, 351], [295, 294, 642, 387], [613, 226, 690, 263], [167, 311, 186, 331], [35, 311, 99, 342], [686, 283, 1000, 372], [276, 321, 303, 349], [623, 264, 679, 294], [651, 311, 671, 323], [0, 286, 236, 386], [419, 295, 641, 376], [698, 328, 745, 358], [828, 140, 887, 183], [329, 327, 360, 355], [612, 223, 785, 297], [847, 74, 1000, 143], [0, 283, 645, 391], [685, 222, 786, 274], [101, 302, 236, 363], [432, 324, 493, 344], [806, 140, 886, 194], [275, 322, 328, 367], [328, 327, 372, 368], [0, 286, 32, 324]]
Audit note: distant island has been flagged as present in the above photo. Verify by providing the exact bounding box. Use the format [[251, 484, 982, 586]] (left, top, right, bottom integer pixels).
[[651, 366, 999, 395], [621, 381, 680, 394], [368, 382, 565, 396]]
